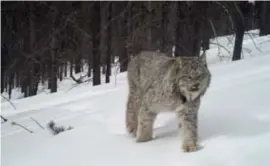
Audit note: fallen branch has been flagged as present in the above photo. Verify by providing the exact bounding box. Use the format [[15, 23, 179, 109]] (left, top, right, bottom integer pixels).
[[209, 19, 223, 61], [1, 115, 8, 123], [66, 77, 93, 92], [245, 31, 262, 53], [30, 117, 45, 129], [1, 94, 16, 110], [11, 121, 33, 133], [226, 35, 235, 45], [70, 73, 83, 84], [210, 42, 232, 59]]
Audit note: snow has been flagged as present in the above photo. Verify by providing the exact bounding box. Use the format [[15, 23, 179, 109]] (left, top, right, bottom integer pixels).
[[1, 32, 270, 166]]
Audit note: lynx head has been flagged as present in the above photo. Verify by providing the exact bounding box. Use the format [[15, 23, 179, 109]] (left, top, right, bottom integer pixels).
[[176, 53, 211, 101]]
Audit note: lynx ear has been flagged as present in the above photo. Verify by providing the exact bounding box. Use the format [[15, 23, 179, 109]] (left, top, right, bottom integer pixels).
[[200, 51, 207, 65]]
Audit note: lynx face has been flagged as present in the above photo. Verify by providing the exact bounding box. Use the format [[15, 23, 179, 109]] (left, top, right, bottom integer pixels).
[[178, 55, 211, 101]]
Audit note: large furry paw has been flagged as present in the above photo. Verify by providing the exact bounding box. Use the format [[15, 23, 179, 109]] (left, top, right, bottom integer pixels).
[[136, 137, 153, 142], [136, 135, 153, 142], [182, 141, 198, 152], [126, 124, 137, 137]]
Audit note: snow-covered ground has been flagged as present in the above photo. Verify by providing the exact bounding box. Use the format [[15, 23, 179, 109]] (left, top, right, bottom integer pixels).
[[1, 31, 270, 166]]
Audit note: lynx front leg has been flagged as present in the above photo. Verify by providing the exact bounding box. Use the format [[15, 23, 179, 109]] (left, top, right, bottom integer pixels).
[[136, 104, 157, 142], [126, 93, 140, 137], [177, 99, 200, 152]]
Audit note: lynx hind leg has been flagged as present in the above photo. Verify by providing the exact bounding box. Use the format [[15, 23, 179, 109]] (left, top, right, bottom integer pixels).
[[177, 100, 200, 152], [126, 89, 140, 137], [136, 104, 157, 142]]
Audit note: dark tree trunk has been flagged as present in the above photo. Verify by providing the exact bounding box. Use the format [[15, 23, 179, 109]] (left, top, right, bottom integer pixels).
[[50, 35, 57, 93], [48, 58, 52, 90], [160, 1, 167, 52], [100, 2, 107, 76], [8, 72, 14, 99], [1, 44, 8, 93], [59, 64, 63, 81], [146, 1, 152, 50], [167, 1, 177, 56], [74, 56, 81, 74], [92, 1, 101, 86], [69, 59, 73, 78], [105, 2, 112, 84], [64, 61, 67, 77], [1, 72, 5, 93], [114, 2, 128, 73], [28, 2, 39, 97], [126, 1, 133, 56], [201, 2, 212, 51], [259, 1, 270, 36], [175, 2, 204, 57], [232, 2, 245, 61], [87, 50, 92, 77], [50, 8, 58, 93]]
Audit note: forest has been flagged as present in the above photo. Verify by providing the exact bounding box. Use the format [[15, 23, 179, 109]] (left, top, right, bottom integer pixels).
[[1, 1, 270, 99]]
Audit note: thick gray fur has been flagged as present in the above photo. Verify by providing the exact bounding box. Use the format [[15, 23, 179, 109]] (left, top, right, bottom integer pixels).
[[125, 51, 211, 152]]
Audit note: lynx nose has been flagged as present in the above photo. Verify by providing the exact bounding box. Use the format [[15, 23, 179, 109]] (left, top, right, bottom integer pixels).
[[190, 83, 200, 91]]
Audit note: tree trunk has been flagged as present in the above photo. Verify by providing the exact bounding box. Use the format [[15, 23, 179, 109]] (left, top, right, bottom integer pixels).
[[59, 64, 63, 81], [175, 2, 205, 57], [147, 1, 152, 50], [259, 1, 270, 36], [69, 59, 73, 77], [114, 2, 128, 73], [160, 2, 167, 52], [8, 72, 14, 99], [201, 2, 212, 51], [106, 2, 112, 83], [232, 2, 245, 61], [64, 61, 67, 77], [92, 1, 101, 86], [50, 9, 58, 93], [1, 44, 8, 93], [167, 1, 177, 56], [50, 34, 57, 93], [74, 55, 81, 74], [29, 2, 39, 96], [100, 2, 107, 76]]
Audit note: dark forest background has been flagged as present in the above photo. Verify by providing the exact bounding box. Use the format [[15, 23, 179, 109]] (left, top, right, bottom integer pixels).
[[1, 1, 270, 99]]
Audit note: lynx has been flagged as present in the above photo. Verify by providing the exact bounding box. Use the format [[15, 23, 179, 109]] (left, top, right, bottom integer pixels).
[[125, 51, 211, 152]]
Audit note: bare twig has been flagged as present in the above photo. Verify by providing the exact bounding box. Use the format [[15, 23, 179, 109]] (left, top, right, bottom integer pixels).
[[208, 19, 222, 60], [233, 3, 262, 53], [70, 74, 83, 84], [66, 77, 93, 92], [242, 47, 253, 57], [215, 2, 234, 32], [30, 117, 45, 129], [226, 35, 235, 45], [245, 32, 262, 52], [1, 94, 16, 110], [11, 121, 33, 133], [1, 115, 8, 123], [210, 42, 232, 59]]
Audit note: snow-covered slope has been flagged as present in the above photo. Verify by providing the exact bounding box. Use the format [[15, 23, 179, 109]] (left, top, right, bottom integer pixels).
[[1, 33, 270, 166]]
